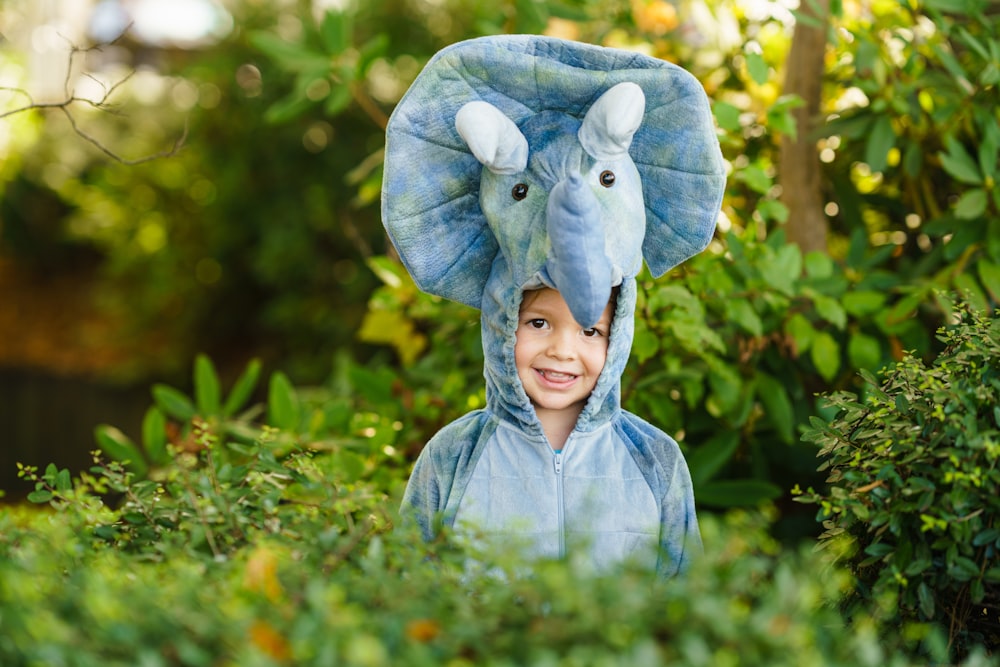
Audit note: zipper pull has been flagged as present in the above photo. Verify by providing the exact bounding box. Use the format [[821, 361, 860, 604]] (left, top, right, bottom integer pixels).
[[553, 451, 563, 475]]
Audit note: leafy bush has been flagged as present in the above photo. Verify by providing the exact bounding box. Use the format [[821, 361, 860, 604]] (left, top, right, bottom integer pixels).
[[822, 0, 1000, 316], [797, 304, 1000, 658], [3, 456, 985, 666]]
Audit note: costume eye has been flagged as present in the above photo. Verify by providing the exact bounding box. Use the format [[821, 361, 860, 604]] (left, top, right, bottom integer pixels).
[[512, 183, 529, 200], [599, 170, 616, 188]]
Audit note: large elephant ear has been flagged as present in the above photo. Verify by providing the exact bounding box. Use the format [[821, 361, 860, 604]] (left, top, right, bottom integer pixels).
[[381, 35, 726, 307]]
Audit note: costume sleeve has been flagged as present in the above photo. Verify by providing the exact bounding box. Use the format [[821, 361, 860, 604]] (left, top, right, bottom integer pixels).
[[398, 410, 496, 542], [657, 449, 703, 577], [615, 412, 703, 577], [400, 444, 445, 541]]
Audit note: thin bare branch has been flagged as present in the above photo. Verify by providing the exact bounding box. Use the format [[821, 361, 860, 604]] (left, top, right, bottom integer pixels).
[[0, 25, 185, 164], [58, 106, 188, 165]]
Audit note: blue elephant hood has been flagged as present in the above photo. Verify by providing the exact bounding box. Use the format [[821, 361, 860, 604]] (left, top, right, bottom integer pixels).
[[381, 35, 726, 436], [382, 34, 726, 312]]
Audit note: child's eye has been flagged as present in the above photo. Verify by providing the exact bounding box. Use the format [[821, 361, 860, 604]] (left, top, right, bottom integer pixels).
[[528, 318, 547, 329], [582, 327, 604, 337]]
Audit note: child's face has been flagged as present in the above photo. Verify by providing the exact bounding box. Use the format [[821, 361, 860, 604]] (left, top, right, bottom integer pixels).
[[514, 288, 613, 416]]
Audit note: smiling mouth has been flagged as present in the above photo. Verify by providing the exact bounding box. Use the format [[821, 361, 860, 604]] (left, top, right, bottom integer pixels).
[[536, 369, 578, 382]]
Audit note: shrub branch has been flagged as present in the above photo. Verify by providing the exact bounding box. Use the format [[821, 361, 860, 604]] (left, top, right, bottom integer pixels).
[[0, 28, 186, 164]]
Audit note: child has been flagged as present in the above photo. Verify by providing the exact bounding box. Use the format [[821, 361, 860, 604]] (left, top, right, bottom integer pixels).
[[381, 35, 725, 576], [514, 287, 615, 451]]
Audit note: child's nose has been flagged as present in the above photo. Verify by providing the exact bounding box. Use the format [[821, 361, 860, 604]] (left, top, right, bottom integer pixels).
[[545, 329, 577, 359]]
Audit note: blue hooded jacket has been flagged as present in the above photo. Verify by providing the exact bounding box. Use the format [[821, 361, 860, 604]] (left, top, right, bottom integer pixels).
[[382, 35, 726, 576]]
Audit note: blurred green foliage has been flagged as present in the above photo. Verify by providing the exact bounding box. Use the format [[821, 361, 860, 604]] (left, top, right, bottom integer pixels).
[[3, 0, 1000, 542], [5, 356, 995, 664]]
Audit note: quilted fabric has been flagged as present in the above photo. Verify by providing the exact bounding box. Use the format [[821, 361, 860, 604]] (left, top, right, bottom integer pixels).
[[382, 34, 726, 310]]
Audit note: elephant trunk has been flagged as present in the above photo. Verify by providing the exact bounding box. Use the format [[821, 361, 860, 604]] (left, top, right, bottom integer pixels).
[[545, 173, 612, 328]]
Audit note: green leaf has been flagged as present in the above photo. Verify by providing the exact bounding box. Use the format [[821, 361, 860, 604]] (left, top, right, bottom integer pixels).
[[27, 490, 54, 504], [695, 479, 782, 508], [268, 371, 300, 431], [811, 331, 840, 381], [812, 294, 847, 330], [932, 42, 974, 93], [785, 313, 816, 354], [249, 31, 330, 71], [885, 291, 924, 326], [939, 137, 983, 185], [973, 528, 999, 547], [746, 51, 769, 85], [953, 272, 988, 312], [979, 117, 999, 179], [264, 94, 316, 125], [707, 363, 743, 417], [765, 95, 803, 139], [632, 320, 661, 364], [223, 358, 262, 418], [978, 260, 1000, 303], [319, 10, 351, 54], [514, 0, 549, 33], [918, 582, 935, 619], [152, 384, 197, 422], [713, 101, 741, 132], [94, 425, 149, 477], [848, 332, 883, 372], [324, 84, 353, 116], [757, 373, 795, 443], [760, 244, 802, 296], [757, 199, 789, 224], [863, 541, 893, 557], [736, 164, 772, 194], [725, 300, 763, 337], [804, 251, 834, 279], [141, 407, 170, 467], [842, 290, 886, 316], [194, 354, 222, 417], [954, 189, 988, 219], [687, 431, 740, 486], [864, 115, 895, 173]]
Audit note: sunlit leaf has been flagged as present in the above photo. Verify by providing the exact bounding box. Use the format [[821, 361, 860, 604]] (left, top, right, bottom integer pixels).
[[940, 137, 983, 185], [757, 373, 795, 444], [94, 425, 149, 477], [632, 320, 661, 364], [195, 354, 222, 417], [954, 189, 987, 219], [746, 51, 769, 84], [864, 116, 895, 173], [142, 407, 170, 467], [320, 9, 351, 54], [267, 372, 300, 432], [848, 332, 883, 373], [812, 293, 847, 330], [978, 260, 1000, 303], [152, 384, 197, 422], [842, 290, 886, 316], [725, 300, 763, 337], [713, 101, 741, 132], [811, 331, 840, 382], [223, 359, 262, 418]]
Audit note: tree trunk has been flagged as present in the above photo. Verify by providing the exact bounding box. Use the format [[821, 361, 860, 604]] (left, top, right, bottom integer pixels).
[[779, 0, 830, 254]]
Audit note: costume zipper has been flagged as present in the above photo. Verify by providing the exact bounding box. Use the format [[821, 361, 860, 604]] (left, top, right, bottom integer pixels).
[[553, 450, 565, 558]]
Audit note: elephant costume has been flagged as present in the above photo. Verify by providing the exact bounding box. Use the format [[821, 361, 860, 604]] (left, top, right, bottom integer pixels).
[[382, 35, 726, 575]]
